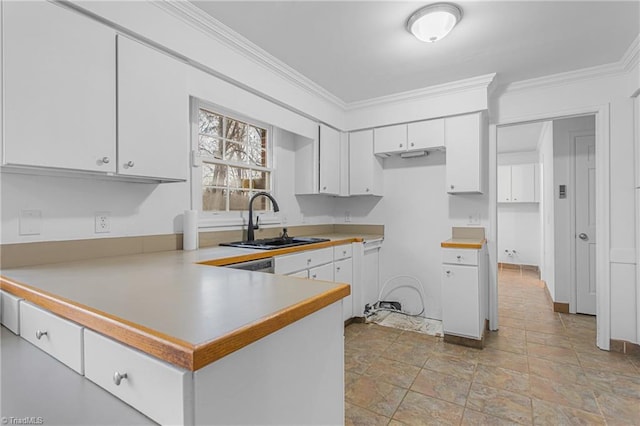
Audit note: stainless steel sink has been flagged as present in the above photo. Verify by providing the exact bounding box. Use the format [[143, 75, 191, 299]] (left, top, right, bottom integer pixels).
[[220, 237, 330, 250]]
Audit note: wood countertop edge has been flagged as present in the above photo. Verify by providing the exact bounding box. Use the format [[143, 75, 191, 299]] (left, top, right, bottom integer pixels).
[[0, 276, 196, 370], [199, 237, 364, 267], [440, 239, 487, 249], [0, 276, 351, 371], [192, 283, 350, 370]]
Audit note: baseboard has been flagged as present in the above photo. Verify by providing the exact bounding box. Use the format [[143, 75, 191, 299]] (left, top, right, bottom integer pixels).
[[444, 325, 486, 349], [345, 317, 366, 327], [553, 302, 570, 313], [610, 339, 640, 355]]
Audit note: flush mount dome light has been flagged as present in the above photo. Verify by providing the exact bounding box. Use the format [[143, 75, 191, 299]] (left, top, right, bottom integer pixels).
[[407, 3, 463, 43]]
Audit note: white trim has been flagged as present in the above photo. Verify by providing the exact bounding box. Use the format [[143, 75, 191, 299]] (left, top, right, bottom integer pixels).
[[153, 1, 347, 109], [502, 36, 640, 94], [488, 123, 499, 331], [490, 104, 610, 351], [345, 73, 497, 111]]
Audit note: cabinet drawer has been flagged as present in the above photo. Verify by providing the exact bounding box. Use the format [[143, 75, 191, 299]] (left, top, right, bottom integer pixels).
[[333, 244, 352, 260], [442, 248, 478, 266], [274, 247, 333, 274], [288, 270, 309, 278], [0, 290, 23, 335], [20, 301, 84, 374], [84, 329, 191, 426]]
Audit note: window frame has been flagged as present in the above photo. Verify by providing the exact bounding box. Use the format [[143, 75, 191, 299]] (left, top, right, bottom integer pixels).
[[190, 98, 278, 228]]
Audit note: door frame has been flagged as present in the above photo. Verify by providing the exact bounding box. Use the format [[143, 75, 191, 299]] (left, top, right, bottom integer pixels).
[[489, 103, 610, 350], [569, 129, 596, 314]]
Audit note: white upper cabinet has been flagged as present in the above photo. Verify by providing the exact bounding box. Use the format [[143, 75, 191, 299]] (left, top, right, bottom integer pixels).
[[445, 112, 487, 194], [374, 124, 407, 155], [318, 124, 341, 195], [374, 119, 445, 156], [2, 0, 116, 172], [117, 36, 188, 181], [349, 130, 383, 196], [498, 164, 538, 203], [407, 119, 445, 151]]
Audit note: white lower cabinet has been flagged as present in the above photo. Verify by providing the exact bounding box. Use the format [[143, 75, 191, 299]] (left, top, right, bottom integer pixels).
[[19, 302, 84, 374], [274, 247, 333, 275], [1, 290, 22, 335], [335, 258, 354, 321], [309, 262, 334, 281], [441, 246, 487, 340], [83, 329, 192, 426]]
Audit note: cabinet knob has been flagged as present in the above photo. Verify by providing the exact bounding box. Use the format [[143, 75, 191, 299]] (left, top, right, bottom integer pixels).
[[307, 258, 312, 264], [101, 156, 110, 164], [365, 188, 370, 192], [513, 198, 517, 201], [336, 266, 341, 271], [35, 330, 47, 340], [343, 250, 347, 256], [456, 255, 462, 260], [311, 274, 317, 279], [445, 270, 452, 276], [450, 185, 455, 190], [323, 186, 327, 190], [125, 161, 135, 168], [399, 143, 403, 148], [113, 371, 128, 386], [410, 142, 415, 147]]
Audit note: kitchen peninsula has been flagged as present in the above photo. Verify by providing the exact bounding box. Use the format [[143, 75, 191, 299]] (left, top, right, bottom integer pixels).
[[0, 236, 365, 425]]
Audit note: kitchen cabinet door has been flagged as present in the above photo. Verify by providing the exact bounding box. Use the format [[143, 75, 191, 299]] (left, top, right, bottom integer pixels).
[[2, 0, 116, 172], [407, 119, 445, 150], [510, 164, 536, 202], [319, 124, 340, 195], [445, 112, 485, 194], [334, 258, 353, 321], [309, 262, 334, 281], [117, 36, 188, 181], [374, 124, 407, 155], [441, 264, 481, 338], [497, 165, 512, 202], [349, 130, 383, 196]]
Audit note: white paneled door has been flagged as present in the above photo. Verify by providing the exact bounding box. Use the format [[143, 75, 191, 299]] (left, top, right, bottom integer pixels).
[[575, 135, 596, 315]]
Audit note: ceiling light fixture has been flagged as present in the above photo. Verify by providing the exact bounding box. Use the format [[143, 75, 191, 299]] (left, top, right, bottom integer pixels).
[[406, 3, 463, 43]]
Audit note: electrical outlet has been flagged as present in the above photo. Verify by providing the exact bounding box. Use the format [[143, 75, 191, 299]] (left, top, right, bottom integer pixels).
[[345, 211, 351, 223], [467, 212, 480, 225], [95, 212, 111, 233]]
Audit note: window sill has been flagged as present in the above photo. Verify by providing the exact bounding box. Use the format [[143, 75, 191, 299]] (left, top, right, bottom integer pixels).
[[198, 213, 281, 230]]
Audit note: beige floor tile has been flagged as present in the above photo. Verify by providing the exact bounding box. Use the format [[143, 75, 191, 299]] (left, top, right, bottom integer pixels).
[[527, 341, 580, 365], [381, 341, 430, 368], [466, 383, 533, 424], [345, 347, 380, 374], [473, 363, 530, 395], [423, 352, 477, 380], [577, 351, 639, 376], [364, 356, 421, 389], [410, 369, 471, 406], [392, 391, 464, 426], [529, 375, 600, 414], [345, 402, 391, 426], [345, 375, 407, 418], [526, 330, 573, 349], [492, 325, 527, 341], [531, 398, 606, 425], [584, 367, 640, 399], [595, 390, 640, 424], [460, 408, 521, 425], [527, 356, 588, 386], [500, 316, 527, 330], [485, 334, 527, 355], [476, 348, 529, 373]]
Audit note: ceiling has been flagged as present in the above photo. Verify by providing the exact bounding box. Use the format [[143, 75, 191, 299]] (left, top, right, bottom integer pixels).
[[190, 1, 639, 104]]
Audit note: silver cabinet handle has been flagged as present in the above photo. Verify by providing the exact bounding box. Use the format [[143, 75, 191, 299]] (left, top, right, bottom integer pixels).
[[578, 233, 589, 241], [101, 156, 110, 164], [35, 330, 47, 340], [113, 372, 128, 386], [126, 161, 135, 168]]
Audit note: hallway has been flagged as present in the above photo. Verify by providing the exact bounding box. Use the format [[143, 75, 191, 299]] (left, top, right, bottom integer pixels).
[[344, 268, 640, 425]]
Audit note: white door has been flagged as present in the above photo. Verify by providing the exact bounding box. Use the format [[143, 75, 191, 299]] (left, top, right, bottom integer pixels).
[[575, 135, 596, 315]]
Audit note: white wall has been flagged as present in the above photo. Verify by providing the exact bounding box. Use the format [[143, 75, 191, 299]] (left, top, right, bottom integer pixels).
[[538, 122, 555, 296], [552, 115, 596, 304]]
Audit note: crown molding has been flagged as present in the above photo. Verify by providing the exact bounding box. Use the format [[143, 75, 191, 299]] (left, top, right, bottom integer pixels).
[[153, 1, 347, 109], [503, 34, 639, 94], [345, 73, 497, 111]]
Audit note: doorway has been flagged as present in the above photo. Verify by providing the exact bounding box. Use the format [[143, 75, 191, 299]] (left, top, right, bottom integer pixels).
[[494, 112, 603, 345]]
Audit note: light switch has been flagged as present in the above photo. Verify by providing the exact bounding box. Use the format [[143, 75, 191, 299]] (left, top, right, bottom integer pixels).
[[19, 209, 42, 235]]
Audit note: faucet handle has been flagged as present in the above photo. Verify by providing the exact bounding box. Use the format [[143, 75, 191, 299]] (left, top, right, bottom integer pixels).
[[252, 215, 260, 230], [281, 227, 289, 239]]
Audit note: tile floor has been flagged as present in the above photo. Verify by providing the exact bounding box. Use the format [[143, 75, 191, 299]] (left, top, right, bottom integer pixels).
[[344, 268, 640, 425]]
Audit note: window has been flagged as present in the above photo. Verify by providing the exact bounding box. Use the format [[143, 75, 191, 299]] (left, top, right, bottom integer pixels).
[[193, 102, 274, 217]]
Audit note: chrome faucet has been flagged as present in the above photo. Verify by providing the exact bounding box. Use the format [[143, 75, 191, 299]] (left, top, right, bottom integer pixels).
[[247, 192, 280, 241]]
